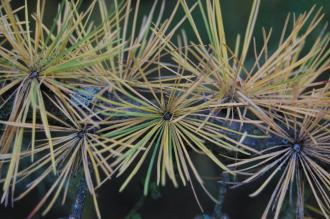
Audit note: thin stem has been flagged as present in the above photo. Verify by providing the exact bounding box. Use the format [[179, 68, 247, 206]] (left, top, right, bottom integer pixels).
[[124, 195, 145, 219], [214, 173, 230, 219], [68, 177, 88, 219]]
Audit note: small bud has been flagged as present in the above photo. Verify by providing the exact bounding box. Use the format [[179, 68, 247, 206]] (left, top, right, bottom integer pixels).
[[76, 130, 85, 139], [29, 71, 39, 79], [163, 112, 173, 121], [293, 143, 301, 153]]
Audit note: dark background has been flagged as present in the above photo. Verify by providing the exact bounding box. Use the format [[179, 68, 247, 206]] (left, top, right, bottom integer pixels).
[[1, 0, 329, 219]]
